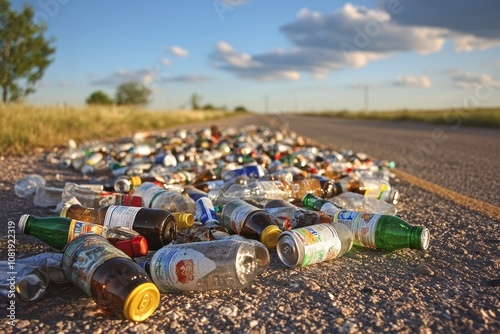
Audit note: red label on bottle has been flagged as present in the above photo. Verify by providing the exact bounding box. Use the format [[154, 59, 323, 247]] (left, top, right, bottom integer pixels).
[[175, 259, 194, 284]]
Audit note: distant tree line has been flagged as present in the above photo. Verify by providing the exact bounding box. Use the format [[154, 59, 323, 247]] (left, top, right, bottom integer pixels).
[[87, 85, 248, 112]]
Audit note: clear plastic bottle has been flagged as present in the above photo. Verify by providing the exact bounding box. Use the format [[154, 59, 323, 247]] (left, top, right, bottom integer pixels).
[[0, 253, 66, 303], [133, 182, 195, 214], [14, 174, 46, 198], [34, 185, 63, 208], [141, 238, 266, 292]]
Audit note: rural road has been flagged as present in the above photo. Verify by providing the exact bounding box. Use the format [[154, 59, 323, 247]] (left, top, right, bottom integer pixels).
[[1, 114, 499, 333]]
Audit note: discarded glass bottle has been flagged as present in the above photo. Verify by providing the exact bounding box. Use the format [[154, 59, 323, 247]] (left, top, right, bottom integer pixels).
[[141, 238, 267, 292], [60, 204, 177, 250], [19, 214, 149, 256], [303, 194, 429, 251], [171, 212, 195, 229], [218, 199, 282, 249], [62, 234, 160, 322]]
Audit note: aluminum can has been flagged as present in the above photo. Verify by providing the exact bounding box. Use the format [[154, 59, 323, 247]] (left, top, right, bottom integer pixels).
[[277, 224, 342, 268]]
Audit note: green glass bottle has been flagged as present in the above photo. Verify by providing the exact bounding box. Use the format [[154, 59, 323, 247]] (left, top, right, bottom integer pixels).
[[302, 193, 341, 215], [18, 214, 105, 250], [302, 194, 430, 251]]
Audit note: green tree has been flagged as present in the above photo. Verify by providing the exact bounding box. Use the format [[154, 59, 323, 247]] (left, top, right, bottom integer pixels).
[[86, 90, 113, 106], [234, 105, 248, 113], [0, 0, 56, 102], [115, 81, 151, 106], [190, 93, 202, 110]]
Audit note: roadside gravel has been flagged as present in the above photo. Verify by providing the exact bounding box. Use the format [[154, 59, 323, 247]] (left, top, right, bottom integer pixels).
[[0, 118, 498, 334]]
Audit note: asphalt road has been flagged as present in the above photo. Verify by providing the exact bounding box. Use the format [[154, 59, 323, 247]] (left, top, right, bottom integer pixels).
[[1, 114, 499, 334]]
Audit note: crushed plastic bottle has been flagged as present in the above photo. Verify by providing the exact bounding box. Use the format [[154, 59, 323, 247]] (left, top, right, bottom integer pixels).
[[14, 174, 46, 198]]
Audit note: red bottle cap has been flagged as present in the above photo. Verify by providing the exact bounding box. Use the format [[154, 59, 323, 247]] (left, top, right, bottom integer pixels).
[[114, 236, 149, 257], [122, 194, 144, 207], [129, 195, 144, 207]]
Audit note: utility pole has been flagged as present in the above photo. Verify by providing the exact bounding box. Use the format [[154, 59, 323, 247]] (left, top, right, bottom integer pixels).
[[364, 85, 369, 112], [264, 95, 269, 113]]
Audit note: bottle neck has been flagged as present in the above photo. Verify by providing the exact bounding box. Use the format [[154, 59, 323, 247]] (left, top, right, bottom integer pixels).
[[409, 226, 430, 250]]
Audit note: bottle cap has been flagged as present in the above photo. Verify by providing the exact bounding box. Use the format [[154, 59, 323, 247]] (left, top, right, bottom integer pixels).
[[122, 194, 144, 207], [18, 214, 30, 235], [114, 236, 149, 257], [172, 212, 194, 229], [123, 282, 160, 322], [420, 228, 430, 251], [259, 225, 282, 249]]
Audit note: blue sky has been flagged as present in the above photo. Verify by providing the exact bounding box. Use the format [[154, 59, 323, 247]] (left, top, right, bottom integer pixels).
[[12, 0, 500, 111]]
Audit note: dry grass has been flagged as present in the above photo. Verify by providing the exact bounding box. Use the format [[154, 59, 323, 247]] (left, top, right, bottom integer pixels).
[[302, 107, 500, 128], [0, 104, 243, 156]]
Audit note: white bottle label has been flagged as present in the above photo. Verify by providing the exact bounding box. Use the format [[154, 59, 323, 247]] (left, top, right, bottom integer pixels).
[[320, 202, 340, 215], [333, 210, 379, 249], [229, 205, 258, 234], [103, 205, 142, 229], [151, 248, 216, 292]]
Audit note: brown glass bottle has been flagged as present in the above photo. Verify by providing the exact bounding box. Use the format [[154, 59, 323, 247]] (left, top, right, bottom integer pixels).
[[219, 199, 282, 249], [61, 204, 177, 250], [62, 234, 160, 322], [191, 168, 218, 185]]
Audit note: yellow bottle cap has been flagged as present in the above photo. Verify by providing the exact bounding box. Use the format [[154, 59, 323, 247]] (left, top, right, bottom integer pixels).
[[260, 225, 282, 249], [123, 282, 160, 322], [172, 212, 195, 229]]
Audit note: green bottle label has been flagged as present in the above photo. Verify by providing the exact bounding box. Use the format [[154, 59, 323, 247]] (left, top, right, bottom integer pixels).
[[333, 210, 378, 249]]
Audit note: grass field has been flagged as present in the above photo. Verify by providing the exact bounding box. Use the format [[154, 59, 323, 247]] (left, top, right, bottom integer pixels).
[[2, 104, 499, 157], [0, 104, 243, 156], [301, 107, 500, 128]]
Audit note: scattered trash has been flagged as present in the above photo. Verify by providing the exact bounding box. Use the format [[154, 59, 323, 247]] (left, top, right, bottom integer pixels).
[[11, 124, 430, 321]]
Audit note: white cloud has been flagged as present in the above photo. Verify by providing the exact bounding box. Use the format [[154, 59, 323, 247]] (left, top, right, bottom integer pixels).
[[393, 75, 432, 88], [165, 75, 212, 83], [161, 58, 171, 66], [169, 46, 189, 57], [451, 72, 500, 89], [211, 2, 500, 82], [91, 68, 168, 87]]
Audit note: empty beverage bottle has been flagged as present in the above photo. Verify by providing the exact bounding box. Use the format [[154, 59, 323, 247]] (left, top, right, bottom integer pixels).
[[114, 175, 169, 193], [19, 214, 148, 257], [218, 199, 282, 249], [302, 193, 341, 215], [141, 238, 268, 292], [34, 185, 63, 208], [133, 182, 195, 214], [303, 194, 430, 251], [62, 182, 143, 208], [330, 192, 397, 215], [360, 176, 400, 205], [263, 205, 333, 230], [60, 204, 177, 250], [62, 234, 160, 322], [0, 253, 65, 303], [277, 223, 353, 268], [171, 212, 195, 229], [14, 174, 46, 198]]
